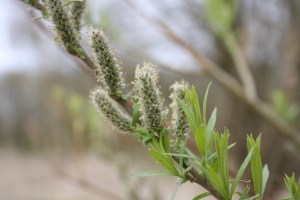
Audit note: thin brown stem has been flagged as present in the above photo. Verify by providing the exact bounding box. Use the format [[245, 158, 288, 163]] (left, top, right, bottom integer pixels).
[[223, 33, 257, 100]]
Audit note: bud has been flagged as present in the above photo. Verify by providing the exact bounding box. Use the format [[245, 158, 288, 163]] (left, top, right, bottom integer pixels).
[[134, 63, 166, 132], [170, 81, 189, 139], [71, 0, 86, 31], [44, 0, 81, 56], [90, 28, 125, 97], [91, 88, 131, 133]]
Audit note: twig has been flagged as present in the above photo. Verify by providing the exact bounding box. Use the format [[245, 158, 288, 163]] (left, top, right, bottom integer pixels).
[[223, 33, 257, 100]]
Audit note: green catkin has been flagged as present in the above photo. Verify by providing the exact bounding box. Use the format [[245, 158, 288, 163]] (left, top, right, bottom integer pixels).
[[90, 28, 125, 97], [134, 63, 166, 132], [44, 0, 81, 56], [71, 0, 86, 31], [170, 81, 189, 147], [91, 88, 131, 133]]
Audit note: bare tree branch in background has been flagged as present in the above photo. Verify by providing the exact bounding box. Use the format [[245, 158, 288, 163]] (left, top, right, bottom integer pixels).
[[125, 1, 300, 154]]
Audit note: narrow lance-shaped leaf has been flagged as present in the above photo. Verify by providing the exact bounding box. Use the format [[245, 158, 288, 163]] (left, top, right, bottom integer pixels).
[[149, 149, 178, 176], [215, 131, 230, 195], [247, 134, 264, 200], [192, 192, 211, 200], [202, 82, 212, 126], [195, 124, 206, 157], [230, 148, 254, 197]]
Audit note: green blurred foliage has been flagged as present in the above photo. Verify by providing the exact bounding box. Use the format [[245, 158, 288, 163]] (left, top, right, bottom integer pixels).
[[272, 90, 299, 124], [51, 85, 104, 151], [204, 0, 238, 37], [284, 173, 300, 200]]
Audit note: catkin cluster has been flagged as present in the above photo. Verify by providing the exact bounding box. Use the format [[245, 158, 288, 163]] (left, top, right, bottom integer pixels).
[[44, 0, 188, 137], [44, 0, 81, 56], [170, 81, 189, 143], [91, 89, 131, 133], [134, 63, 166, 132], [90, 28, 125, 97], [71, 0, 86, 31]]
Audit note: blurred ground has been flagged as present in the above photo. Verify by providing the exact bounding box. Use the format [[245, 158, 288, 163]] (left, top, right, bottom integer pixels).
[[0, 147, 213, 200]]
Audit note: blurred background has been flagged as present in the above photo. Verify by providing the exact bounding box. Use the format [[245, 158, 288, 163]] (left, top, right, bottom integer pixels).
[[0, 0, 300, 199]]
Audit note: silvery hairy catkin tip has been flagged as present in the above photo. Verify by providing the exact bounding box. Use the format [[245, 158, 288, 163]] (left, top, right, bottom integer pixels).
[[134, 63, 166, 132], [44, 0, 81, 56], [71, 0, 86, 31], [170, 81, 189, 139], [90, 28, 125, 97], [91, 88, 132, 133]]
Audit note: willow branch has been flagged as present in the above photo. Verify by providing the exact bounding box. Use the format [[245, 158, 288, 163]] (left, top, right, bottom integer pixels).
[[21, 2, 300, 199]]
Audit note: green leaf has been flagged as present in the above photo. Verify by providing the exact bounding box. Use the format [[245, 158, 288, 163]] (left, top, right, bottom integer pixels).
[[240, 194, 260, 200], [284, 173, 300, 200], [206, 142, 236, 163], [160, 128, 171, 153], [192, 192, 211, 200], [149, 149, 178, 176], [142, 136, 152, 146], [171, 178, 187, 200], [207, 165, 229, 199], [161, 153, 198, 159], [230, 148, 254, 197], [262, 165, 269, 196], [206, 107, 217, 151], [237, 184, 250, 199], [214, 132, 230, 194], [131, 101, 141, 127], [130, 171, 173, 177], [178, 98, 198, 134], [203, 82, 212, 126], [190, 86, 202, 125], [195, 124, 206, 156], [247, 134, 263, 199], [134, 127, 149, 137]]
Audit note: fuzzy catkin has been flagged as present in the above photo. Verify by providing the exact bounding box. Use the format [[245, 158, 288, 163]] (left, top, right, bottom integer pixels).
[[170, 81, 189, 139], [91, 88, 131, 133], [44, 0, 81, 56], [134, 63, 166, 132], [90, 28, 125, 97], [71, 0, 86, 31]]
